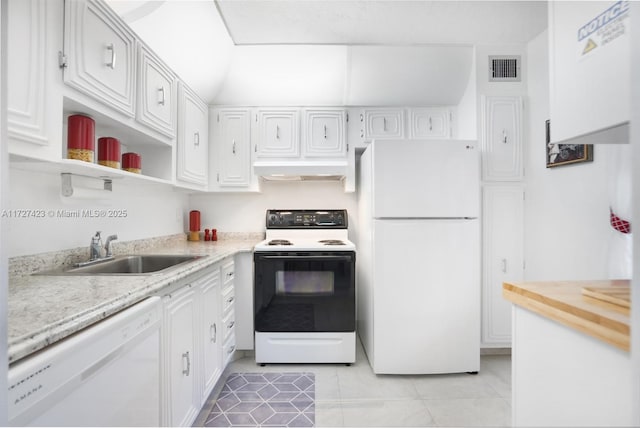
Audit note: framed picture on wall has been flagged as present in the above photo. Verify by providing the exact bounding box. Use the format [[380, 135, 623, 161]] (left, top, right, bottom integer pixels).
[[545, 119, 594, 167]]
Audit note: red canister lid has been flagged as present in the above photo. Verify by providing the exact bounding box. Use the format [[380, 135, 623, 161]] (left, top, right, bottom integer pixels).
[[122, 152, 141, 169], [98, 137, 121, 161], [189, 210, 201, 232], [67, 114, 95, 150]]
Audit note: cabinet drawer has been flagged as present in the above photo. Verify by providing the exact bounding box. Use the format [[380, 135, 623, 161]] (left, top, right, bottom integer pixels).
[[222, 261, 235, 286], [223, 336, 236, 366], [223, 310, 236, 343], [222, 287, 235, 316]]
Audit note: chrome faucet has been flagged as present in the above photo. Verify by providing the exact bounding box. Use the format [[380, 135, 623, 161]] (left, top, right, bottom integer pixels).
[[104, 234, 118, 258], [89, 231, 103, 261]]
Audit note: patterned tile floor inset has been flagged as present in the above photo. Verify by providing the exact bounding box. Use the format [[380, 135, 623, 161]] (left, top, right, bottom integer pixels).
[[205, 372, 315, 427]]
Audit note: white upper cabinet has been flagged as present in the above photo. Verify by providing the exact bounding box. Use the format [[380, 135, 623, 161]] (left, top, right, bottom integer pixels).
[[409, 108, 451, 139], [177, 83, 208, 187], [136, 44, 177, 137], [481, 96, 523, 182], [7, 0, 49, 149], [362, 108, 405, 141], [63, 0, 136, 117], [254, 109, 300, 158], [548, 1, 630, 144], [213, 108, 252, 187], [302, 108, 347, 158]]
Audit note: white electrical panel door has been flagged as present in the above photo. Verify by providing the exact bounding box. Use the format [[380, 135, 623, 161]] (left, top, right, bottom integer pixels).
[[481, 96, 523, 181]]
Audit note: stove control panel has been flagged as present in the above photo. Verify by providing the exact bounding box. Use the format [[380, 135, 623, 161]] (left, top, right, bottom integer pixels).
[[266, 209, 347, 229]]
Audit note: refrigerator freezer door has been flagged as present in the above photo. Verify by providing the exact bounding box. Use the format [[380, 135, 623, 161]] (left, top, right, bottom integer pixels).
[[371, 218, 480, 374], [372, 139, 480, 218]]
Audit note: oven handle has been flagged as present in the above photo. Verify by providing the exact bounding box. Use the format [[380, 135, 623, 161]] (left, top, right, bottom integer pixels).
[[258, 255, 353, 261]]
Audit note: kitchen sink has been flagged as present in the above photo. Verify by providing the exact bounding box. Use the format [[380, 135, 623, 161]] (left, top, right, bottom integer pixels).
[[36, 255, 204, 276]]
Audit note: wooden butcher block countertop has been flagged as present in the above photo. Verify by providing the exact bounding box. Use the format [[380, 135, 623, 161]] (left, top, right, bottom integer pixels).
[[503, 279, 631, 352]]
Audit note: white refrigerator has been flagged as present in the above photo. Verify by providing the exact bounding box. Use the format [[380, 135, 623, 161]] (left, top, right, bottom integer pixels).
[[357, 139, 480, 374]]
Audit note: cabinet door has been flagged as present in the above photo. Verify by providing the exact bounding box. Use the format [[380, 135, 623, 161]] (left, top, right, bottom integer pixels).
[[233, 253, 253, 350], [255, 109, 300, 158], [163, 287, 199, 427], [363, 109, 404, 140], [409, 108, 451, 139], [548, 1, 629, 144], [302, 109, 347, 158], [177, 83, 208, 186], [482, 184, 524, 346], [137, 44, 177, 137], [64, 0, 136, 116], [216, 109, 251, 187], [481, 96, 523, 181], [7, 0, 48, 148], [199, 270, 222, 404]]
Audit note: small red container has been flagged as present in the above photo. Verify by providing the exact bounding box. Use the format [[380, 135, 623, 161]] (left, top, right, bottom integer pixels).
[[98, 137, 121, 169], [188, 210, 201, 241], [122, 152, 141, 173], [67, 114, 95, 162]]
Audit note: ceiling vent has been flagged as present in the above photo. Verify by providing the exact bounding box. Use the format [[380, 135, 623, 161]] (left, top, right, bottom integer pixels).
[[489, 56, 521, 82]]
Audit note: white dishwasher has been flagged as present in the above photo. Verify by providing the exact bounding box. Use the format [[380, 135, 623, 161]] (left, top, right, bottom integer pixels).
[[8, 296, 162, 427]]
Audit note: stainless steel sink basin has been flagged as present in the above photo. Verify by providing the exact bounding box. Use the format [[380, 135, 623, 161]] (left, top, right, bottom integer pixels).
[[36, 255, 203, 276]]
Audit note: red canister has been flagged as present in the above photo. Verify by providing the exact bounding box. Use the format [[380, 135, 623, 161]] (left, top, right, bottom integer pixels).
[[122, 152, 141, 174], [98, 137, 121, 169], [189, 210, 201, 241], [67, 114, 95, 162]]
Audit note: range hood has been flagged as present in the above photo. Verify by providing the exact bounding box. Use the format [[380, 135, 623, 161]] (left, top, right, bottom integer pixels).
[[254, 161, 348, 182]]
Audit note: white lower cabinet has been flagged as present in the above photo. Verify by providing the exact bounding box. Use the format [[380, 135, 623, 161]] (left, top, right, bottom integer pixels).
[[200, 269, 223, 405], [162, 285, 199, 427], [162, 259, 235, 427], [481, 184, 524, 347]]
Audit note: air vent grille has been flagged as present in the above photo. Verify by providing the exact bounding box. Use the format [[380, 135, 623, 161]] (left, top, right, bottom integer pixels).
[[489, 56, 521, 82]]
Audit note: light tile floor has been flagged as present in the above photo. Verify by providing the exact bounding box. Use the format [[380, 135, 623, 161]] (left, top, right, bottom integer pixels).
[[196, 339, 511, 427]]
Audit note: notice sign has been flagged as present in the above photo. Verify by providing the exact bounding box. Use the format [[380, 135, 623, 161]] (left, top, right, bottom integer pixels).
[[577, 0, 629, 58]]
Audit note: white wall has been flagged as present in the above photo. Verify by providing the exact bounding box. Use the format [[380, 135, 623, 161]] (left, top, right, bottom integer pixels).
[[190, 181, 358, 239], [523, 30, 615, 281], [7, 168, 188, 257]]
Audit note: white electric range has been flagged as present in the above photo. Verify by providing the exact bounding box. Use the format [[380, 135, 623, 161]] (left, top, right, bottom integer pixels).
[[253, 209, 356, 364]]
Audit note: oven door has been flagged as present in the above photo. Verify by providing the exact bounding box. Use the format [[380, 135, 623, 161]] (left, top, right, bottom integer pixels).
[[254, 251, 355, 333]]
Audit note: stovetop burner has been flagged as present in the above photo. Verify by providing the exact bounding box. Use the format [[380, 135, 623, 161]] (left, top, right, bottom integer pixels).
[[267, 239, 293, 246], [319, 239, 346, 246]]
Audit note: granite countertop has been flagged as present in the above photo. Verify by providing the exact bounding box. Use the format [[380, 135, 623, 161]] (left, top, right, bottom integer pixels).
[[503, 279, 631, 351], [8, 238, 259, 364]]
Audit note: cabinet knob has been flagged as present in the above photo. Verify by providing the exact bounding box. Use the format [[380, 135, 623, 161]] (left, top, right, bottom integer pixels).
[[194, 132, 200, 147], [232, 140, 236, 154], [501, 258, 508, 273], [106, 43, 116, 69], [502, 129, 508, 144], [324, 125, 328, 139]]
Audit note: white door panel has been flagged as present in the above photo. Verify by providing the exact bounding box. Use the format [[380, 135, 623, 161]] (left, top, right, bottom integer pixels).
[[372, 219, 480, 374]]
